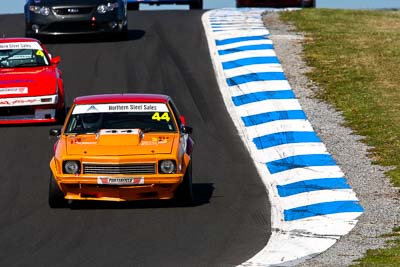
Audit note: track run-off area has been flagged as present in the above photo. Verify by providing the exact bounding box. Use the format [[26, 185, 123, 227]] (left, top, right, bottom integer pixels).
[[203, 9, 363, 266], [0, 8, 362, 267]]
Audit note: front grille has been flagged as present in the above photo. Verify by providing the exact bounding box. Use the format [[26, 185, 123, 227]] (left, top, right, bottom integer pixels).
[[0, 106, 34, 117], [83, 163, 156, 175], [53, 7, 94, 15], [45, 22, 95, 33]]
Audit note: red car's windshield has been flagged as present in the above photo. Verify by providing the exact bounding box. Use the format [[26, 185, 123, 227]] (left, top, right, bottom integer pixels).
[[0, 48, 50, 68]]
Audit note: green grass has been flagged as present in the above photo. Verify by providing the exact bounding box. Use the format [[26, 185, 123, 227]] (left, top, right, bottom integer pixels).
[[279, 8, 400, 266], [280, 9, 400, 184]]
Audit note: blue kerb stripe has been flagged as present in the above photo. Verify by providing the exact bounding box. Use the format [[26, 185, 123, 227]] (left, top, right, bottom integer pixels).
[[242, 110, 306, 127], [218, 44, 274, 55], [216, 35, 268, 46], [284, 201, 364, 221], [211, 23, 232, 26], [211, 24, 263, 28], [232, 90, 295, 106], [267, 154, 336, 174], [211, 23, 263, 27], [227, 72, 286, 86], [222, 57, 280, 70], [277, 178, 351, 197], [254, 131, 321, 150]]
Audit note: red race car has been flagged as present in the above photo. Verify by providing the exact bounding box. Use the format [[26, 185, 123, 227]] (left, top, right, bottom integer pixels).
[[0, 38, 65, 124]]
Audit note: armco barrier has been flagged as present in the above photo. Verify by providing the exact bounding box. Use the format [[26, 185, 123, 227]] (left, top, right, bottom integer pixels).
[[202, 8, 363, 266]]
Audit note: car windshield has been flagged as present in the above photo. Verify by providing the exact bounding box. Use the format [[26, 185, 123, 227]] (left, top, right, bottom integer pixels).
[[65, 102, 177, 134], [0, 42, 50, 68]]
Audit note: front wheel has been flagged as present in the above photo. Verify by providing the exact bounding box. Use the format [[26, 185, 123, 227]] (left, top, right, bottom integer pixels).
[[49, 173, 67, 208], [175, 161, 194, 205], [119, 24, 129, 41], [189, 0, 203, 9]]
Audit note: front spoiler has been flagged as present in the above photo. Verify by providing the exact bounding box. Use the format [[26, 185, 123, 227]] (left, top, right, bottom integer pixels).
[[27, 28, 122, 36], [62, 183, 180, 201], [0, 116, 56, 125], [52, 172, 184, 201]]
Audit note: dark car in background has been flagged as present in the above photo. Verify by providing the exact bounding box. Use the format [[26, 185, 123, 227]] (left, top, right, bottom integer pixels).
[[236, 0, 315, 8], [24, 0, 128, 38], [127, 0, 202, 10]]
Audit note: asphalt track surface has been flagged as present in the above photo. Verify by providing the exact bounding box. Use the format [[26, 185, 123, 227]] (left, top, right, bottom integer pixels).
[[0, 11, 271, 266]]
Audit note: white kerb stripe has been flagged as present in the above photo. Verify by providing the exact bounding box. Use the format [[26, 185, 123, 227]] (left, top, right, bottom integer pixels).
[[272, 166, 346, 186], [240, 232, 337, 266], [212, 22, 265, 27], [213, 29, 270, 39], [219, 49, 277, 62], [281, 212, 363, 236], [235, 99, 302, 117], [224, 64, 283, 78], [245, 119, 313, 139], [212, 23, 265, 28], [254, 142, 328, 163], [280, 189, 359, 211], [210, 18, 262, 23], [213, 26, 266, 31], [230, 80, 292, 97]]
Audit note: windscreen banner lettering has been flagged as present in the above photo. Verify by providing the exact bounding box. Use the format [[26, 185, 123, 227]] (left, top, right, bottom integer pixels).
[[72, 103, 169, 114], [0, 42, 43, 50], [109, 104, 158, 111]]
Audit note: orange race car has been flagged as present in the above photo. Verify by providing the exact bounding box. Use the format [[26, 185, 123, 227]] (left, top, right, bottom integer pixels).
[[49, 93, 194, 208]]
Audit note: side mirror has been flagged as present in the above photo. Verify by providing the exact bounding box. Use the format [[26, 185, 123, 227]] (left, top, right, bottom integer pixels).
[[183, 126, 193, 134], [180, 115, 186, 126], [49, 128, 61, 136], [51, 56, 61, 65]]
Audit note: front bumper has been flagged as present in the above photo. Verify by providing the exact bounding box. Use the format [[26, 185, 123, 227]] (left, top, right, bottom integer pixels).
[[0, 94, 58, 124], [54, 175, 183, 201]]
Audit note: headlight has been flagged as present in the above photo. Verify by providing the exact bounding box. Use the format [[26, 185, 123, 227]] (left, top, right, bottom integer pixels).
[[159, 160, 176, 174], [29, 6, 51, 16], [63, 160, 81, 174], [97, 2, 119, 14]]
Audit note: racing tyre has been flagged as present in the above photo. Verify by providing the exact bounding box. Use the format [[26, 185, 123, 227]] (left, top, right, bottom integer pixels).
[[49, 173, 67, 208], [127, 3, 139, 10], [189, 0, 203, 9], [119, 24, 129, 41], [175, 161, 194, 205]]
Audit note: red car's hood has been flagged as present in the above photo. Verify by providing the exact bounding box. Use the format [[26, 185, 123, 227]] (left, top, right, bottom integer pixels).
[[0, 67, 57, 97]]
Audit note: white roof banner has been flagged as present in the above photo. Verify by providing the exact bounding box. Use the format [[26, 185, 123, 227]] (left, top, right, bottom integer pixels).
[[72, 103, 169, 114], [0, 42, 43, 50]]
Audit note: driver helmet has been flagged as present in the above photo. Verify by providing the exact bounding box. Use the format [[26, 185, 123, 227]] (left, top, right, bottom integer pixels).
[[81, 113, 102, 129]]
